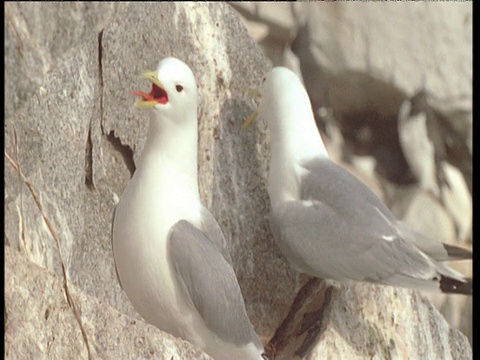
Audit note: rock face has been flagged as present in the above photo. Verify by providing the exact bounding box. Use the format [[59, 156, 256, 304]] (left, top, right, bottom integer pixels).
[[5, 2, 472, 359], [5, 247, 213, 360]]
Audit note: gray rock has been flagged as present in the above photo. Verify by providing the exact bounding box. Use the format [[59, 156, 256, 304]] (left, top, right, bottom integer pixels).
[[292, 2, 472, 108], [5, 2, 472, 359], [427, 292, 473, 348], [230, 2, 304, 76], [309, 284, 472, 360], [231, 2, 301, 43], [5, 246, 213, 359], [4, 2, 125, 119]]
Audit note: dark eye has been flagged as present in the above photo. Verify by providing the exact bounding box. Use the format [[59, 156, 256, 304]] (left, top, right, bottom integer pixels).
[[176, 85, 184, 92]]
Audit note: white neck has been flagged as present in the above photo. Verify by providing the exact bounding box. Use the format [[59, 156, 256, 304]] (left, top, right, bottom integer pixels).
[[136, 112, 199, 196], [266, 88, 329, 205]]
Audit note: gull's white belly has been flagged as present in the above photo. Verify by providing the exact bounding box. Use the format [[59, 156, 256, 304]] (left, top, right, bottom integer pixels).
[[113, 173, 264, 359], [113, 180, 202, 338]]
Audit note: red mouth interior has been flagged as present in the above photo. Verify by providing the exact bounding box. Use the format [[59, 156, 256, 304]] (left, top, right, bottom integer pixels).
[[132, 83, 168, 104]]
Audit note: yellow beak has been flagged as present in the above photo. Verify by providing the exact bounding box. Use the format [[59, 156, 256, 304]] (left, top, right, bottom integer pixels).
[[132, 70, 167, 108]]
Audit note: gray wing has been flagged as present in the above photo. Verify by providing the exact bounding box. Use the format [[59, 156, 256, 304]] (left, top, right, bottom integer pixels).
[[301, 158, 396, 237], [395, 220, 472, 261], [302, 158, 472, 262], [169, 220, 262, 349], [271, 158, 440, 284], [111, 206, 123, 289], [199, 207, 233, 265], [270, 199, 437, 285]]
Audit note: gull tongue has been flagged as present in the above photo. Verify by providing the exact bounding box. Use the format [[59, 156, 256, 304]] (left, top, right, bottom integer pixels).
[[131, 90, 155, 102]]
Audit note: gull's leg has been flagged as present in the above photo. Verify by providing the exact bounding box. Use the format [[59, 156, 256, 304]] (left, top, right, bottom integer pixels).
[[266, 277, 332, 359]]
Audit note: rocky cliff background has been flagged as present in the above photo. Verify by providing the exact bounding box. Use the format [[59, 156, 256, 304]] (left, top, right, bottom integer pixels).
[[5, 2, 472, 359]]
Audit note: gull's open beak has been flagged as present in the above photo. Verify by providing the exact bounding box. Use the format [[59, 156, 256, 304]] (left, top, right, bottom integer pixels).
[[132, 70, 169, 108]]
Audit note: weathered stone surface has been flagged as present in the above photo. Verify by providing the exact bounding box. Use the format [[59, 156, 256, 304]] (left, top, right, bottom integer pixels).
[[5, 2, 472, 359], [231, 2, 304, 76], [231, 2, 299, 43], [5, 246, 213, 359], [4, 30, 138, 319], [427, 292, 473, 348], [292, 2, 472, 108], [308, 284, 472, 360], [4, 2, 125, 119]]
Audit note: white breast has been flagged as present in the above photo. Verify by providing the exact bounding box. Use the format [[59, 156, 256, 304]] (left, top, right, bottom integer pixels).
[[112, 166, 202, 337]]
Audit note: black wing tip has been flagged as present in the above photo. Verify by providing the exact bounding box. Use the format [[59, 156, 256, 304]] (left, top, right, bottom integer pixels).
[[439, 275, 472, 295], [443, 244, 472, 261]]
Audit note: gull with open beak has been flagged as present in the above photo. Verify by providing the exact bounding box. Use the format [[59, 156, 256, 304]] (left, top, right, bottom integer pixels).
[[112, 57, 265, 360]]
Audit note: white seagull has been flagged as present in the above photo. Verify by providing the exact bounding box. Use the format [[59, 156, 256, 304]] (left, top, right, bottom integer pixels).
[[112, 57, 265, 360], [257, 67, 472, 295]]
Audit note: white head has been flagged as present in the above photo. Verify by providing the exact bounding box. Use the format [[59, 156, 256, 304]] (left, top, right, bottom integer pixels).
[[133, 57, 198, 127], [132, 57, 200, 178], [258, 67, 329, 164]]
